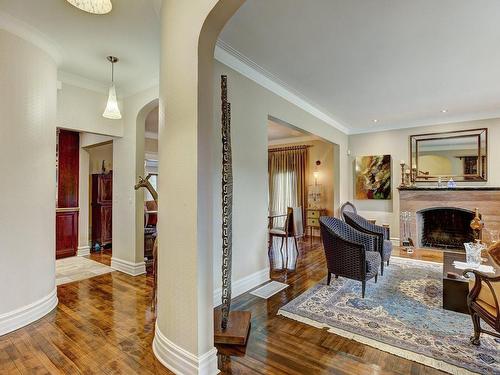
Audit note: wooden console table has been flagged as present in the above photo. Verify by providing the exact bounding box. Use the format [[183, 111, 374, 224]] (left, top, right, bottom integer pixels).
[[306, 208, 326, 244]]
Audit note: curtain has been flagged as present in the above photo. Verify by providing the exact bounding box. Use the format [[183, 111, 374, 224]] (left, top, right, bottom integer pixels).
[[268, 146, 309, 225]]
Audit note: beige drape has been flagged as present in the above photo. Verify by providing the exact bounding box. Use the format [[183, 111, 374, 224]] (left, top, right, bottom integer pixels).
[[268, 146, 309, 223]]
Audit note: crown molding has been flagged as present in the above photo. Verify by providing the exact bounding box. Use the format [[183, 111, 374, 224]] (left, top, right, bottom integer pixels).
[[268, 135, 321, 146], [351, 111, 500, 135], [0, 11, 62, 64], [214, 40, 349, 135], [58, 70, 109, 94]]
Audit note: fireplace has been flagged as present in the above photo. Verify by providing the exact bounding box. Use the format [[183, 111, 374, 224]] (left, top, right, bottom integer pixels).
[[417, 207, 475, 250]]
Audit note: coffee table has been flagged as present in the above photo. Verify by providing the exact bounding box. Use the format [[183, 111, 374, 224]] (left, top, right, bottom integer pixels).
[[442, 251, 500, 314]]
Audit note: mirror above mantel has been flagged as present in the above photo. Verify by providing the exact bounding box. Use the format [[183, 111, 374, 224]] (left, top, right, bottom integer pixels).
[[410, 128, 487, 183]]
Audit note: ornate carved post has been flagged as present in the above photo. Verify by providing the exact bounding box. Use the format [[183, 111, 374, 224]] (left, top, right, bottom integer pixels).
[[220, 75, 233, 330], [215, 76, 251, 346]]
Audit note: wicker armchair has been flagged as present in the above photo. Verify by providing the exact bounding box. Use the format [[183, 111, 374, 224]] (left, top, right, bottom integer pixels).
[[340, 201, 357, 220], [319, 216, 381, 298], [343, 211, 392, 276]]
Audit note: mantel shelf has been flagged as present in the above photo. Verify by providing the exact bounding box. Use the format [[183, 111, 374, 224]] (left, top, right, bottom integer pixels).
[[398, 186, 500, 191]]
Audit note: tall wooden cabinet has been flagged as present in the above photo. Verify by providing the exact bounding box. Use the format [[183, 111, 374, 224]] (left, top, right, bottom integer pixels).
[[91, 172, 113, 248]]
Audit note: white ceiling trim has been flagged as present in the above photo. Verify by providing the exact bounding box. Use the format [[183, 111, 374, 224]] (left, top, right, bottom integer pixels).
[[214, 40, 349, 135], [351, 111, 500, 135], [58, 70, 109, 94], [0, 11, 62, 64], [268, 135, 321, 146]]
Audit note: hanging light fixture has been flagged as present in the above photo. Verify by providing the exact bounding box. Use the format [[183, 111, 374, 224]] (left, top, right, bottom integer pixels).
[[66, 0, 112, 15], [103, 56, 122, 120]]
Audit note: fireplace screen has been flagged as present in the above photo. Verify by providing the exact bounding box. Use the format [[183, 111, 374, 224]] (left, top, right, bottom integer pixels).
[[418, 207, 475, 249]]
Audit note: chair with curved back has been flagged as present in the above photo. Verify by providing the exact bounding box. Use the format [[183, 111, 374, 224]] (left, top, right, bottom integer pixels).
[[340, 201, 357, 220], [343, 211, 392, 276], [465, 243, 500, 345], [269, 206, 304, 269], [319, 216, 380, 298]]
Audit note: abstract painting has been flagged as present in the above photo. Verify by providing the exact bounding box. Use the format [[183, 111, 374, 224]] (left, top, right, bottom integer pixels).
[[355, 155, 391, 199]]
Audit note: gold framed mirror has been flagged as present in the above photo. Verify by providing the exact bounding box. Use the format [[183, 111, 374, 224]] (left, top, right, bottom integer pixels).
[[410, 128, 487, 182]]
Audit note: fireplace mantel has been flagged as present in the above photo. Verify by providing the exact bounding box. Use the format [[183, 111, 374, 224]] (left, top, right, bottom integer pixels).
[[398, 186, 500, 191], [399, 188, 500, 249]]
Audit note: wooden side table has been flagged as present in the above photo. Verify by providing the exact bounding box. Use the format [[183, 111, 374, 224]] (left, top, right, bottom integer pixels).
[[306, 208, 326, 244]]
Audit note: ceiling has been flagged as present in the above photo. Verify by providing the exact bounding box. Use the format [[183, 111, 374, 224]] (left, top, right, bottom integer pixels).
[[268, 119, 308, 141], [0, 0, 161, 96], [145, 105, 158, 135], [2, 1, 500, 133], [221, 0, 500, 133]]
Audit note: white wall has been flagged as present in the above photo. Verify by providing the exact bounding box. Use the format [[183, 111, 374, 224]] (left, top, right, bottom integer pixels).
[[57, 83, 123, 137], [348, 118, 500, 238], [211, 61, 349, 296], [0, 30, 58, 334]]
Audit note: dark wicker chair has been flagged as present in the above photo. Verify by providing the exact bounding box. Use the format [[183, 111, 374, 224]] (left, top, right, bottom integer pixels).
[[343, 211, 392, 276], [319, 216, 381, 298]]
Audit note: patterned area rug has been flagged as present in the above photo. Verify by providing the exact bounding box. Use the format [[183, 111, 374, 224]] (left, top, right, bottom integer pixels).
[[278, 257, 500, 375], [56, 256, 114, 285]]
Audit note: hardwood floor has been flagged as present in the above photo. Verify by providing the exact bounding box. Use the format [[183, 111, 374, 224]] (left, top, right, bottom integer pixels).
[[0, 239, 445, 374]]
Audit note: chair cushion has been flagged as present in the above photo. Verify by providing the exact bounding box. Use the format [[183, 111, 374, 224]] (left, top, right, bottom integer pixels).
[[469, 279, 499, 317], [269, 227, 286, 236], [366, 251, 381, 278], [383, 240, 393, 261]]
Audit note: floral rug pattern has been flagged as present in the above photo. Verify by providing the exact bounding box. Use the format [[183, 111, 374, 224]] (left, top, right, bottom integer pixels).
[[278, 257, 500, 374]]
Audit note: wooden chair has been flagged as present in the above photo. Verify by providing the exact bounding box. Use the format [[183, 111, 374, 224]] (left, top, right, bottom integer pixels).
[[465, 245, 500, 345], [269, 207, 304, 269]]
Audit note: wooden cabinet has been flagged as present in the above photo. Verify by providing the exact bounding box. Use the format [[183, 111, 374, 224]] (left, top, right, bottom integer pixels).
[[91, 172, 113, 247], [56, 129, 79, 259], [306, 208, 326, 243]]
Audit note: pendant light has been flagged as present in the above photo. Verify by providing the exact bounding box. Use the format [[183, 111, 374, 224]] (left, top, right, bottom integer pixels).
[[103, 56, 122, 120], [66, 0, 112, 15]]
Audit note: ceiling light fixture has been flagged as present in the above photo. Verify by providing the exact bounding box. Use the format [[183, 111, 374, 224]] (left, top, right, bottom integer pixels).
[[441, 109, 448, 113], [66, 0, 112, 15], [373, 119, 378, 123], [103, 56, 122, 120]]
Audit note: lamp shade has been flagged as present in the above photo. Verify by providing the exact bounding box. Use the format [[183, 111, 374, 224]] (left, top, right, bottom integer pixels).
[[103, 85, 121, 119], [66, 0, 112, 15]]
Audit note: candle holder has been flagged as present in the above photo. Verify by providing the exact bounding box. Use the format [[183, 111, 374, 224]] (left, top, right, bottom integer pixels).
[[399, 161, 406, 188]]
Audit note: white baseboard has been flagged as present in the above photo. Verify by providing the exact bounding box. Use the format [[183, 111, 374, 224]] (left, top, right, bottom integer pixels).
[[153, 325, 219, 375], [111, 257, 146, 276], [213, 267, 270, 308], [77, 246, 90, 256], [0, 287, 58, 336]]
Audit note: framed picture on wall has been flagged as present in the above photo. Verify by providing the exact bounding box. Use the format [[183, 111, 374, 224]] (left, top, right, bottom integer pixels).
[[355, 155, 391, 200]]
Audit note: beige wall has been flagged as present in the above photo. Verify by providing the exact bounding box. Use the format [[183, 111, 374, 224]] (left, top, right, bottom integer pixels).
[[348, 118, 500, 239], [0, 30, 58, 333], [212, 60, 349, 294], [269, 139, 335, 216], [87, 142, 113, 174]]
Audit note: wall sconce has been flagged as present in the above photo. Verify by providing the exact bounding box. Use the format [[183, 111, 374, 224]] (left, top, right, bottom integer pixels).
[[313, 160, 321, 185]]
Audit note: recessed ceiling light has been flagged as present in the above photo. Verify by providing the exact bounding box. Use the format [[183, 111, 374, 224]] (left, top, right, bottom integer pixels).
[[66, 0, 112, 15], [373, 119, 378, 123], [441, 109, 448, 113]]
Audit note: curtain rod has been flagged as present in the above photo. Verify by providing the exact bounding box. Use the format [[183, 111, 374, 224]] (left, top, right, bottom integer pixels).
[[268, 145, 312, 153]]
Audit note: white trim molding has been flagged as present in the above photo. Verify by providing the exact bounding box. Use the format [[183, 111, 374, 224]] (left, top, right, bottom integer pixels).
[[77, 246, 91, 257], [214, 39, 349, 135], [110, 257, 146, 276], [213, 267, 269, 308], [0, 287, 58, 336], [153, 325, 219, 375]]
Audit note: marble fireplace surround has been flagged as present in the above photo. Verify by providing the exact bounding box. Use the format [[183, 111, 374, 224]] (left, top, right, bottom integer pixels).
[[398, 187, 500, 249]]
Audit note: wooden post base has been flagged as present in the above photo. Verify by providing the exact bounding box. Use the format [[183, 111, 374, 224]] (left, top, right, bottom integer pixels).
[[214, 309, 251, 345]]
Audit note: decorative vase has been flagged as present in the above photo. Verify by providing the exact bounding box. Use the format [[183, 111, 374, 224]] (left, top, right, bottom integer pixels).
[[464, 242, 483, 268]]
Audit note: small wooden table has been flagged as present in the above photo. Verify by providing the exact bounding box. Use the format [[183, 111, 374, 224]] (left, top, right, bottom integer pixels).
[[306, 208, 326, 244], [442, 251, 500, 314]]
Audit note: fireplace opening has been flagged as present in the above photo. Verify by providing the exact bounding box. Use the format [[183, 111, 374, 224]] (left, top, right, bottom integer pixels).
[[417, 207, 475, 250]]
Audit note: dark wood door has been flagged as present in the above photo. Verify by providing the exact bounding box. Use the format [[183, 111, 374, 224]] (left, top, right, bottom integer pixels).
[[56, 129, 80, 259], [100, 205, 112, 244], [91, 172, 113, 247], [56, 210, 78, 259]]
